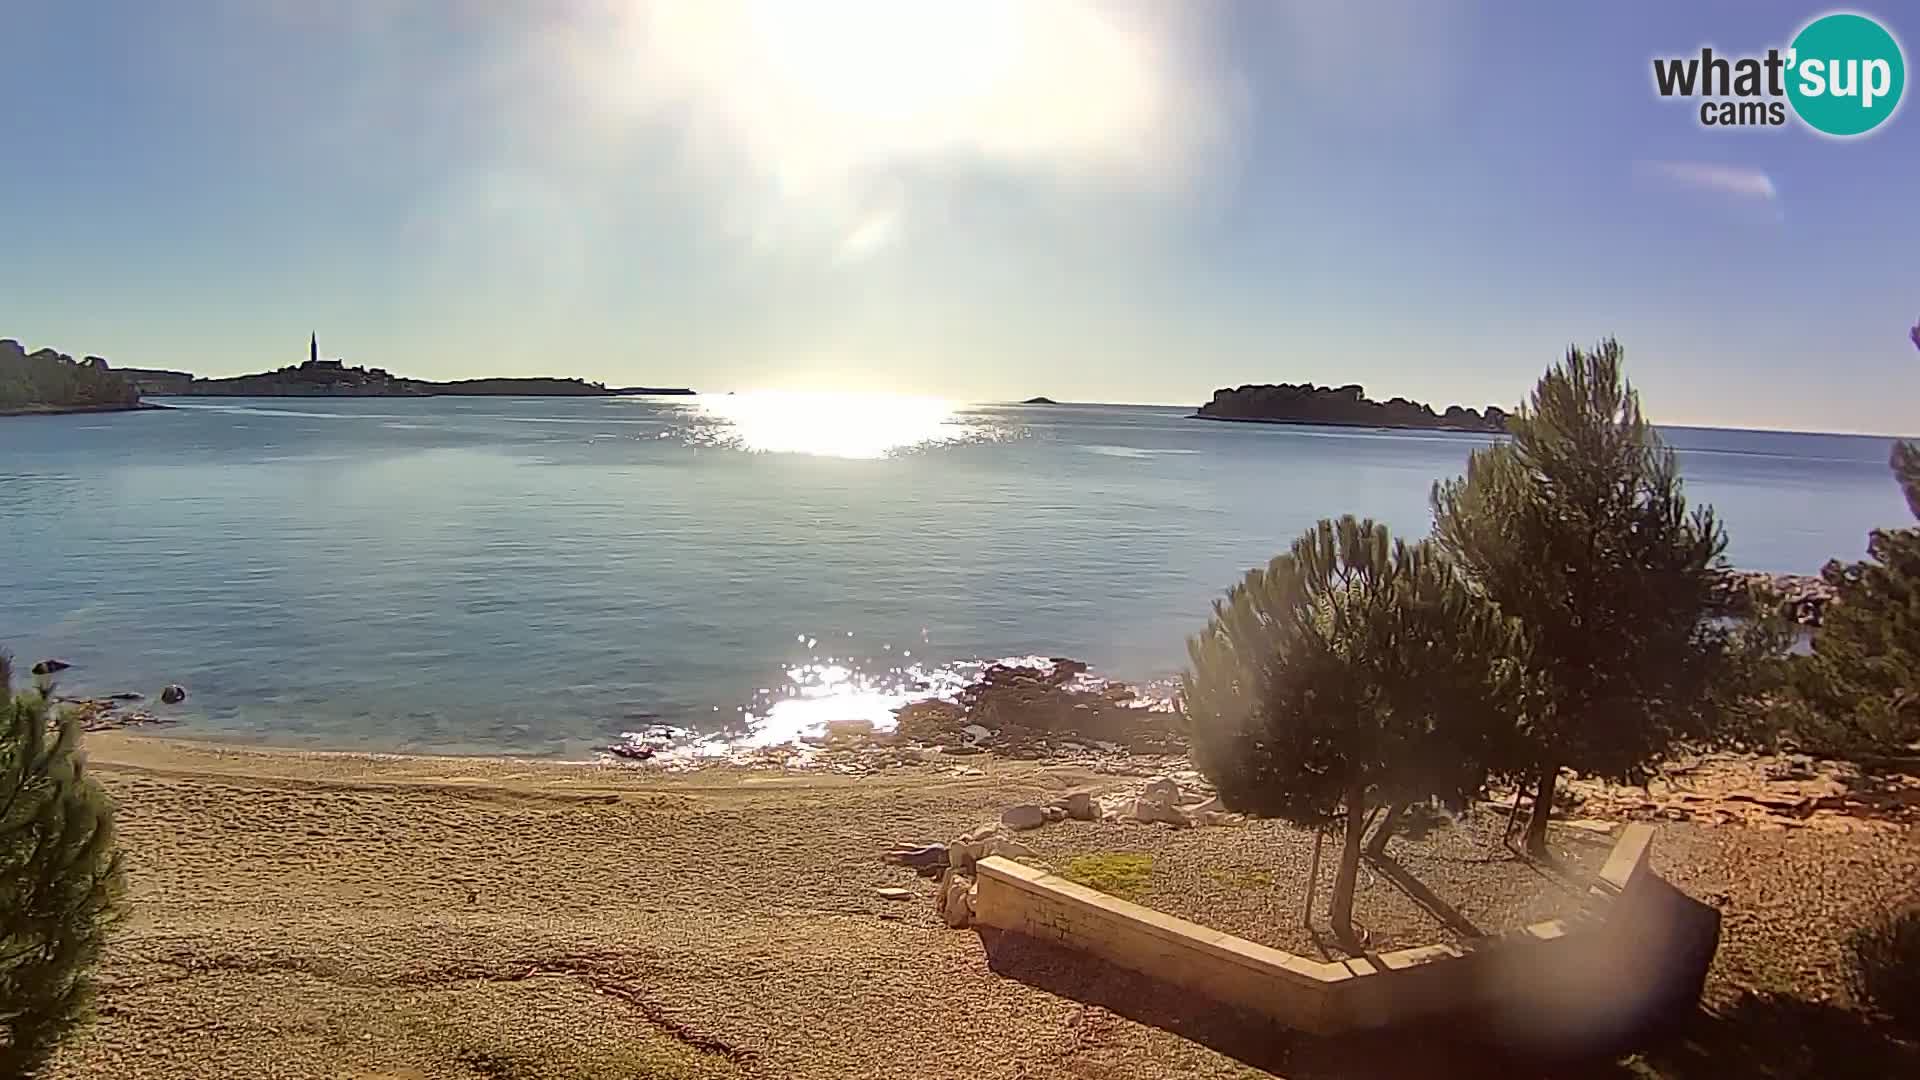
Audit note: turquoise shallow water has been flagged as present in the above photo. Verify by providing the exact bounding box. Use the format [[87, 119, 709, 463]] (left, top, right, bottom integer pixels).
[[1, 395, 1908, 755]]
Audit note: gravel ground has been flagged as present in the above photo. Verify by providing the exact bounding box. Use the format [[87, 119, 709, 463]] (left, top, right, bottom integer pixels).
[[44, 734, 1920, 1079], [1021, 811, 1611, 959]]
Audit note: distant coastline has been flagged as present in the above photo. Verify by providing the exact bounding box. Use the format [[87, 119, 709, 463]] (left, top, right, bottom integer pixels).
[[0, 401, 167, 417], [131, 361, 694, 399], [120, 335, 694, 398], [1194, 383, 1510, 433], [8, 334, 696, 413], [1194, 413, 1503, 435], [2, 338, 148, 416]]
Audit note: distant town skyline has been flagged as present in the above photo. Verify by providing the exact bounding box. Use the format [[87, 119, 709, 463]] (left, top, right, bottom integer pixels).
[[3, 2, 1917, 435]]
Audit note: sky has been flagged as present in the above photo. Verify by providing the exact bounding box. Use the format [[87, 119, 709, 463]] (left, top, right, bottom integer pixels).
[[2, 1, 1917, 434]]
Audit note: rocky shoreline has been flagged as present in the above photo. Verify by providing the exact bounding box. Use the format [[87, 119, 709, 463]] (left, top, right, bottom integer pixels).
[[1710, 569, 1839, 626], [601, 657, 1185, 775]]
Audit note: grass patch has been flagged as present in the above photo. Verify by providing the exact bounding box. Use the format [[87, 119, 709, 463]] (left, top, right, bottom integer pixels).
[[1062, 853, 1154, 900]]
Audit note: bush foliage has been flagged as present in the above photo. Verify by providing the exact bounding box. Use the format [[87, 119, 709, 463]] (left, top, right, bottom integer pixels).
[[1183, 515, 1516, 943], [1, 654, 128, 1076], [1848, 902, 1920, 1035]]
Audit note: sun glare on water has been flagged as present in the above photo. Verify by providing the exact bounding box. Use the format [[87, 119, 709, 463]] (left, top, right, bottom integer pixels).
[[687, 390, 987, 458]]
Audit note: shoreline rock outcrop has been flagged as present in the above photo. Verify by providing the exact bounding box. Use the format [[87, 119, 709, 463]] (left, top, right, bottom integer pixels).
[[1709, 569, 1838, 626], [891, 658, 1182, 756]]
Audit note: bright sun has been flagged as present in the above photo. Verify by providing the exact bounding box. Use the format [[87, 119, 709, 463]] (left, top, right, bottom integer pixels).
[[739, 0, 1020, 129]]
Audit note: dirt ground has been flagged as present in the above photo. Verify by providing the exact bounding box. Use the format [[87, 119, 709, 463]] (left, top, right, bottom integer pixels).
[[44, 734, 1920, 1080], [1020, 812, 1611, 960]]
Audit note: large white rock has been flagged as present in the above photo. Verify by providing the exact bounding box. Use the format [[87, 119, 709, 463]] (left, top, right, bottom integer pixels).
[[1141, 777, 1182, 803], [983, 836, 1036, 860], [946, 839, 987, 871], [941, 874, 975, 928], [1001, 804, 1047, 831]]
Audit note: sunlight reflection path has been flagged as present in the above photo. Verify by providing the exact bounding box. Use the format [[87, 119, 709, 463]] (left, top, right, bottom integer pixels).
[[673, 390, 997, 458]]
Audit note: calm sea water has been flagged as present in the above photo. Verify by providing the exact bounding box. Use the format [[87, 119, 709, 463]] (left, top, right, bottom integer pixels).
[[1, 395, 1908, 756]]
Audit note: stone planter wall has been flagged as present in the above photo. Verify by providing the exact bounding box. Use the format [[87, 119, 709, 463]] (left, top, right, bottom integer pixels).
[[973, 823, 1713, 1040]]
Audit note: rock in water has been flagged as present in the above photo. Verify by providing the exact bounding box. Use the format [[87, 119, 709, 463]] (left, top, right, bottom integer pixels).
[[160, 684, 187, 705], [1001, 804, 1047, 831], [30, 659, 71, 676]]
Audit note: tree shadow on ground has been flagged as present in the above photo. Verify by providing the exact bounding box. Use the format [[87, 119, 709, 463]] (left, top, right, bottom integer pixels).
[[979, 930, 1915, 1079], [1575, 992, 1919, 1080], [980, 927, 1536, 1078], [1364, 853, 1484, 939]]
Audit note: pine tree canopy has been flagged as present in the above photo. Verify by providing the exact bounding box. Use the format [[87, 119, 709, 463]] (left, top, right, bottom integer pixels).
[[1, 654, 128, 1077]]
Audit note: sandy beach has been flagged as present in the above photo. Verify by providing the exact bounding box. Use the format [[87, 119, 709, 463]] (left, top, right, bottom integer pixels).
[[45, 734, 1920, 1080]]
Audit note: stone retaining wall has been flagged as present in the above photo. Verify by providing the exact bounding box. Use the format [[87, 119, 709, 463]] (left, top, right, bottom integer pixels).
[[973, 822, 1712, 1041]]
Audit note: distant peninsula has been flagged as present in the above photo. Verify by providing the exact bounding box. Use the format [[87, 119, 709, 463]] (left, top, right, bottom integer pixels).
[[1021, 396, 1058, 405], [1, 338, 153, 416], [1195, 383, 1510, 433], [122, 335, 694, 399]]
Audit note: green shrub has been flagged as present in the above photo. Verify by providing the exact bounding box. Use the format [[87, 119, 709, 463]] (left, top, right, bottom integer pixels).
[[1062, 853, 1153, 900], [1848, 902, 1920, 1034], [1, 654, 128, 1076]]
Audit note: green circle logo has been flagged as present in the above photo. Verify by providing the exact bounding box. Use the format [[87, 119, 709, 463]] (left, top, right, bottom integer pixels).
[[1787, 12, 1906, 136]]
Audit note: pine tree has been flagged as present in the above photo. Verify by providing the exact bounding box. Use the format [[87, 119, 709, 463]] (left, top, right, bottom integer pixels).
[[1183, 517, 1517, 947], [1787, 529, 1920, 754], [1784, 319, 1920, 754], [1431, 340, 1732, 855], [1, 654, 128, 1076], [1895, 318, 1920, 518]]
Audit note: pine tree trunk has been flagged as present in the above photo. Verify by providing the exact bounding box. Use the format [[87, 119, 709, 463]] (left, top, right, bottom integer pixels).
[[1330, 784, 1369, 948], [1525, 761, 1559, 856], [1365, 799, 1405, 858]]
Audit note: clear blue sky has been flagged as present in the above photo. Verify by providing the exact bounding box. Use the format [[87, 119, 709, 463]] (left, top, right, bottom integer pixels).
[[3, 1, 1915, 433]]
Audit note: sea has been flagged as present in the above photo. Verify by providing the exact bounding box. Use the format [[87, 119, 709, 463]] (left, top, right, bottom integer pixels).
[[1, 394, 1909, 757]]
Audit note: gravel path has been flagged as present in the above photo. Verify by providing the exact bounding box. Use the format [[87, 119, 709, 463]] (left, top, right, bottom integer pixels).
[[1021, 812, 1610, 959]]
